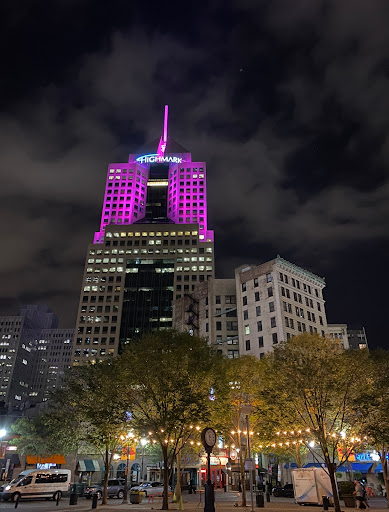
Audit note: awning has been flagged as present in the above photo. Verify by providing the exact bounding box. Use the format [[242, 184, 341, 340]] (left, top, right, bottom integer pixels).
[[2, 454, 20, 466], [26, 455, 66, 465], [375, 463, 383, 474], [78, 459, 100, 472], [351, 463, 372, 473], [303, 463, 325, 468], [336, 463, 372, 473], [284, 462, 298, 469]]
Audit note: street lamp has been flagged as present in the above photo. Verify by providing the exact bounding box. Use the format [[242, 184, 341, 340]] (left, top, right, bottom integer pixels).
[[140, 438, 148, 482], [121, 431, 134, 503]]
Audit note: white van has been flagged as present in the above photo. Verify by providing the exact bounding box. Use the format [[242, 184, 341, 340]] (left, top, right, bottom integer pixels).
[[0, 469, 71, 502]]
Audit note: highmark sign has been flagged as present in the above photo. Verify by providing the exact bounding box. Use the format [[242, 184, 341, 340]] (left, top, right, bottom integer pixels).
[[135, 153, 184, 164]]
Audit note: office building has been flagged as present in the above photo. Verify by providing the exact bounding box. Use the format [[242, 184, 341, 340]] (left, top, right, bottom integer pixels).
[[174, 278, 239, 358], [236, 256, 328, 358], [72, 106, 215, 365], [327, 324, 368, 350], [0, 305, 73, 410]]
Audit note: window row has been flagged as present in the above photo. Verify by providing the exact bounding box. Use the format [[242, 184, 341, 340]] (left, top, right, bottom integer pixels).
[[74, 348, 115, 357], [279, 272, 321, 297], [245, 333, 277, 351]]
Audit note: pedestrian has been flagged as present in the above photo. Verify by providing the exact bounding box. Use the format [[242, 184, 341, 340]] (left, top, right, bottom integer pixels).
[[354, 480, 370, 509]]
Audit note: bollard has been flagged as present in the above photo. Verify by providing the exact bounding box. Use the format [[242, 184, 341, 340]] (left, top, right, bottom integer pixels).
[[266, 491, 271, 502], [14, 493, 20, 509], [92, 493, 98, 509], [224, 485, 227, 493], [322, 496, 329, 511]]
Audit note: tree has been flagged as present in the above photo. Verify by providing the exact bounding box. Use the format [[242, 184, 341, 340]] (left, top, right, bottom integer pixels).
[[52, 359, 132, 505], [11, 409, 79, 462], [211, 356, 262, 507], [255, 334, 368, 512], [120, 330, 223, 510], [357, 349, 389, 507]]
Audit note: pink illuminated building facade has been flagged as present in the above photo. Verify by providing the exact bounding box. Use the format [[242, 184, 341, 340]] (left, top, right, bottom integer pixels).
[[94, 105, 213, 245], [72, 107, 215, 365]]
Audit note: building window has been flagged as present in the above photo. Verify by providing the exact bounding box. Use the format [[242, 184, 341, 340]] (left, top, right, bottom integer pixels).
[[245, 325, 250, 335], [266, 273, 272, 282], [226, 321, 238, 331], [257, 321, 263, 332], [267, 287, 273, 297], [255, 291, 260, 302], [243, 310, 248, 320], [225, 295, 236, 304], [269, 302, 275, 313], [242, 282, 246, 292], [270, 317, 276, 328], [245, 339, 251, 351], [258, 336, 264, 348], [256, 305, 261, 316], [242, 296, 247, 306], [216, 295, 221, 304], [272, 333, 278, 344], [254, 277, 258, 287], [216, 322, 222, 331]]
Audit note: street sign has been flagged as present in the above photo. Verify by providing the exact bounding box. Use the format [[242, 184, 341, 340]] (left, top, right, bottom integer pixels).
[[245, 458, 255, 471]]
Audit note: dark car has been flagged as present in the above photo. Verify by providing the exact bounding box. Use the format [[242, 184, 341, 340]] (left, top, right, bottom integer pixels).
[[84, 478, 128, 499], [272, 483, 294, 498]]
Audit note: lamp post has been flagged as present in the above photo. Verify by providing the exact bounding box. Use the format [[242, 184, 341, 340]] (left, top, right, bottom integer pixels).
[[140, 438, 148, 482], [121, 432, 134, 503]]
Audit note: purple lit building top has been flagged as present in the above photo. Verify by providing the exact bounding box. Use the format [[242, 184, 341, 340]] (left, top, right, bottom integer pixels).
[[94, 106, 214, 244]]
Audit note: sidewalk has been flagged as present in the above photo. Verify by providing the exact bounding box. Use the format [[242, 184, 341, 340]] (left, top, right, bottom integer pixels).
[[60, 492, 389, 512]]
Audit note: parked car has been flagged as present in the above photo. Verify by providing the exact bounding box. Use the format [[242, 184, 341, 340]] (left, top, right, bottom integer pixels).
[[272, 483, 294, 498], [84, 478, 128, 499], [130, 481, 164, 497]]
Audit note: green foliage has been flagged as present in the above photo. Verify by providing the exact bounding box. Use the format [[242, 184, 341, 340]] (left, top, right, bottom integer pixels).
[[338, 480, 355, 495], [11, 411, 78, 458], [120, 330, 223, 509]]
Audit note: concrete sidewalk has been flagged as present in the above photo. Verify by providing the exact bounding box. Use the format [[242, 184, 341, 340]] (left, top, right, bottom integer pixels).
[[60, 492, 389, 512]]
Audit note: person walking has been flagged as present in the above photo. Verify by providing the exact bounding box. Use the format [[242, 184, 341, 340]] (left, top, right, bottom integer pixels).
[[354, 480, 370, 509]]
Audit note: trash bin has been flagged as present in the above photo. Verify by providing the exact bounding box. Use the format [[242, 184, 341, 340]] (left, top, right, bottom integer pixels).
[[322, 496, 329, 510], [69, 491, 78, 505], [92, 493, 98, 509], [256, 491, 265, 508]]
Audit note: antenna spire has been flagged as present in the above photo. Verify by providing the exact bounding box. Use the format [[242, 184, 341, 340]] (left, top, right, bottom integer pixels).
[[157, 105, 169, 157]]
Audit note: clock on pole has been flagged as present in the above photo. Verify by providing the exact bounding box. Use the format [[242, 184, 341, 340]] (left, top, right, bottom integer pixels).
[[201, 428, 216, 512]]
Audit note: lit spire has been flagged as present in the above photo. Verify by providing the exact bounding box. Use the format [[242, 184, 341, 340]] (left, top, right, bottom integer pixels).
[[157, 105, 168, 157]]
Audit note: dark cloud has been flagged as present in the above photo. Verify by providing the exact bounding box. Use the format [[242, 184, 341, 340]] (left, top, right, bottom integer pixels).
[[0, 1, 388, 347]]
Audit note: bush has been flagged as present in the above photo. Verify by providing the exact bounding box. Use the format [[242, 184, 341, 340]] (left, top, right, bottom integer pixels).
[[339, 481, 355, 495]]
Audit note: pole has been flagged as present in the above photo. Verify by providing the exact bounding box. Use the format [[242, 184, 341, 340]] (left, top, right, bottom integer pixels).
[[204, 451, 215, 512], [123, 445, 129, 503], [246, 415, 255, 512], [141, 445, 145, 482]]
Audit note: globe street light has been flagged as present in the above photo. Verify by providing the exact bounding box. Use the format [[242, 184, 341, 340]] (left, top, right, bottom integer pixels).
[[140, 439, 148, 482]]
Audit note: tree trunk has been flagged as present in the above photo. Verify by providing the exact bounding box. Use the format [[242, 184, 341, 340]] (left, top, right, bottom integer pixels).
[[176, 448, 182, 501], [162, 444, 169, 510], [102, 445, 110, 505], [324, 455, 341, 512], [295, 444, 302, 468]]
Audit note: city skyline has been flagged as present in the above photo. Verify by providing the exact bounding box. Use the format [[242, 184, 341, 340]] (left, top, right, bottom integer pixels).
[[0, 2, 388, 349]]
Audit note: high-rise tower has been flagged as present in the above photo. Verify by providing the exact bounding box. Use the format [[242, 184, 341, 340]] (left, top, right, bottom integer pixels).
[[72, 107, 215, 365]]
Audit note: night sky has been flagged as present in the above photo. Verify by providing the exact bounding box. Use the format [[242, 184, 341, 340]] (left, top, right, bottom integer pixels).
[[1, 1, 388, 349]]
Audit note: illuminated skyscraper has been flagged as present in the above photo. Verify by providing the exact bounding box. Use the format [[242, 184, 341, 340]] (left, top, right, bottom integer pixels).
[[72, 107, 215, 365]]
